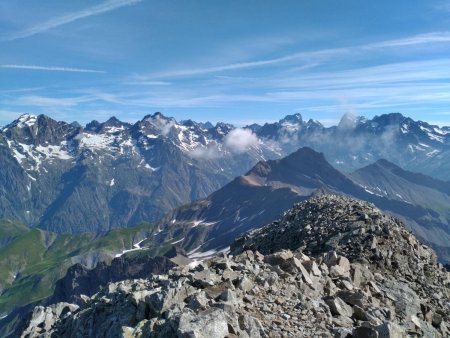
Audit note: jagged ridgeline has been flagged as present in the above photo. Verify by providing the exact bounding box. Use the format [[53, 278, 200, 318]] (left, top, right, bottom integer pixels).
[[16, 195, 449, 337], [1, 112, 450, 233]]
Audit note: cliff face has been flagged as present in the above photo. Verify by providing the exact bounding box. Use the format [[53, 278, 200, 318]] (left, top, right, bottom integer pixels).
[[19, 195, 450, 337]]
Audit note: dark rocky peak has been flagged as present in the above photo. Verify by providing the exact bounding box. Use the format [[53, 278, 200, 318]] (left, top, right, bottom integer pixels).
[[244, 123, 262, 133], [99, 117, 131, 133], [178, 119, 211, 137], [142, 112, 174, 123], [280, 113, 303, 125], [245, 147, 353, 193], [134, 112, 177, 137], [255, 113, 306, 140], [270, 147, 331, 177], [356, 158, 450, 195], [85, 117, 130, 133], [103, 116, 124, 127], [371, 112, 411, 127], [209, 122, 234, 139], [246, 147, 332, 181], [199, 121, 214, 129], [305, 118, 323, 129], [214, 122, 234, 131], [271, 147, 353, 189], [85, 120, 101, 131], [371, 158, 400, 170], [3, 114, 78, 145], [180, 119, 198, 128], [280, 146, 327, 164], [70, 121, 82, 128]]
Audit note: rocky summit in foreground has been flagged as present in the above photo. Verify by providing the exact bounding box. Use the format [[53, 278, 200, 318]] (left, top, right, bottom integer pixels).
[[20, 195, 449, 337]]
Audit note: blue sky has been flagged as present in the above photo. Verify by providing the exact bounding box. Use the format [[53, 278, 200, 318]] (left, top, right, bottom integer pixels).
[[1, 0, 450, 126]]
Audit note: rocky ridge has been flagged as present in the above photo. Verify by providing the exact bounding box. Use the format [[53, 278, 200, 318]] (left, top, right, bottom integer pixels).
[[20, 195, 450, 337]]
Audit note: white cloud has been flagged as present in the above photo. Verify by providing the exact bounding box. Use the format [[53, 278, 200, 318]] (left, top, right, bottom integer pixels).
[[1, 64, 104, 73], [3, 0, 143, 41], [224, 128, 259, 153]]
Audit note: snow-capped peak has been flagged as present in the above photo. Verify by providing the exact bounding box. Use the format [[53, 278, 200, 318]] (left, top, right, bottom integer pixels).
[[13, 113, 38, 129]]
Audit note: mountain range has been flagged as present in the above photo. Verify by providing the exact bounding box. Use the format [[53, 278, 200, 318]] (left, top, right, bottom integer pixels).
[[1, 112, 450, 324], [1, 112, 450, 234], [156, 147, 450, 263]]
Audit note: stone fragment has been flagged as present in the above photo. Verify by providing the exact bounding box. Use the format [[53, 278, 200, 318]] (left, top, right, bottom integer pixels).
[[324, 296, 353, 317], [238, 276, 253, 293], [177, 308, 229, 338], [352, 326, 378, 338]]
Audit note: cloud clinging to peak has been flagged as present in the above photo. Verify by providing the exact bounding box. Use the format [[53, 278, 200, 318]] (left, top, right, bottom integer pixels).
[[224, 128, 259, 153]]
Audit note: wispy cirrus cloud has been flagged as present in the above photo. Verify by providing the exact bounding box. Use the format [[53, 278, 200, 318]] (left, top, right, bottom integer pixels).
[[142, 31, 450, 80], [148, 54, 329, 79], [2, 0, 143, 41], [6, 95, 94, 107], [370, 31, 450, 48], [1, 64, 105, 73], [124, 80, 172, 86]]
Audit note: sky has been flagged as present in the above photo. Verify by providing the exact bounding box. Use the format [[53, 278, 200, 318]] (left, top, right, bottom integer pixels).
[[1, 0, 450, 127]]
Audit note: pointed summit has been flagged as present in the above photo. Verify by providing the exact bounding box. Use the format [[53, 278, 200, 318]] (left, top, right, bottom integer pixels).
[[104, 116, 123, 126], [280, 113, 303, 124], [143, 112, 174, 123]]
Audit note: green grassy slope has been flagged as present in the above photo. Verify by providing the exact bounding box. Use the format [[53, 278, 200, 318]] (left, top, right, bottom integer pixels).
[[0, 221, 158, 317]]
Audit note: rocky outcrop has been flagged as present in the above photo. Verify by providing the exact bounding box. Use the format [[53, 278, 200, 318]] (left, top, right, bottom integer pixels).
[[1, 253, 176, 338], [49, 254, 176, 305], [20, 195, 450, 337]]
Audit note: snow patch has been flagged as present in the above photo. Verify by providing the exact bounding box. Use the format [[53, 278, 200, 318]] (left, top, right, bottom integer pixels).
[[114, 238, 147, 258], [426, 149, 440, 157], [145, 163, 160, 171], [170, 237, 184, 245], [16, 114, 37, 128], [189, 246, 230, 260], [191, 220, 218, 228], [79, 133, 115, 150]]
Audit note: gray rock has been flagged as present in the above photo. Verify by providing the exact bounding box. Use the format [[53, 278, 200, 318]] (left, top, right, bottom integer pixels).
[[177, 308, 229, 338], [352, 326, 378, 338], [238, 314, 267, 338], [324, 296, 353, 317]]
